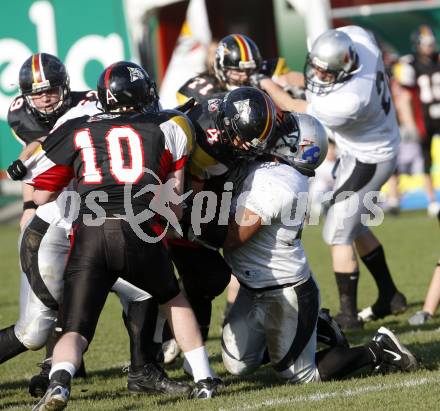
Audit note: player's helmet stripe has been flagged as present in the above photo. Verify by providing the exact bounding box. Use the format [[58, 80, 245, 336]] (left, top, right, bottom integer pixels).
[[258, 94, 274, 141], [104, 65, 114, 89], [32, 53, 44, 84], [233, 34, 251, 62]]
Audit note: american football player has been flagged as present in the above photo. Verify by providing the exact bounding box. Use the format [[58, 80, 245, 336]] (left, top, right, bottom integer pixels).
[[393, 25, 440, 217], [270, 26, 407, 330], [21, 61, 225, 410], [212, 112, 417, 383], [3, 54, 173, 398]]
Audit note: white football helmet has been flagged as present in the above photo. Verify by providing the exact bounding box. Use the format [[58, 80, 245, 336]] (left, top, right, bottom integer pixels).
[[270, 112, 328, 175], [304, 29, 358, 95]]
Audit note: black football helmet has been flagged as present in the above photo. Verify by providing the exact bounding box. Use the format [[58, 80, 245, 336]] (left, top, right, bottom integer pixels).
[[19, 53, 70, 123], [97, 61, 159, 113], [411, 25, 437, 53], [215, 86, 276, 158], [214, 34, 262, 89]]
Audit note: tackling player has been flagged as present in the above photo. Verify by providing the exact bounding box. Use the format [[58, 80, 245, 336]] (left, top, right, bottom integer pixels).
[[22, 61, 222, 410], [217, 111, 417, 382]]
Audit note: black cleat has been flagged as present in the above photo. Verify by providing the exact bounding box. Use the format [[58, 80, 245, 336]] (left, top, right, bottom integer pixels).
[[29, 359, 51, 398], [317, 308, 349, 347], [372, 326, 418, 372], [127, 362, 191, 396], [358, 292, 407, 322], [334, 312, 363, 331], [189, 377, 223, 399], [31, 383, 70, 411]]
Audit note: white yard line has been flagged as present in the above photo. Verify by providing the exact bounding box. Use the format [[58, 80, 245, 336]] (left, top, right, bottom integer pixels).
[[219, 376, 440, 411]]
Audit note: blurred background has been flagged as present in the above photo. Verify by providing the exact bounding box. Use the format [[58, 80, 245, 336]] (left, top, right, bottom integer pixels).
[[0, 0, 439, 220]]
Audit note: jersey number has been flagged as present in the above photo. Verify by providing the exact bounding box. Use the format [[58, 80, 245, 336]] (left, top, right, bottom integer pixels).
[[417, 73, 440, 104], [376, 71, 391, 115], [74, 126, 144, 184], [188, 78, 214, 95]]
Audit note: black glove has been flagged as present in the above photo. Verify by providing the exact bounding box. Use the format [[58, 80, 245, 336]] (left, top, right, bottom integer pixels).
[[249, 72, 269, 89], [7, 159, 27, 181]]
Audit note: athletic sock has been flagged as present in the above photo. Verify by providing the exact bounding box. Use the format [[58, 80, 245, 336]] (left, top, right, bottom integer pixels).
[[335, 271, 359, 316], [361, 245, 397, 301], [183, 346, 213, 382], [316, 345, 380, 381], [49, 361, 76, 379], [0, 325, 27, 364]]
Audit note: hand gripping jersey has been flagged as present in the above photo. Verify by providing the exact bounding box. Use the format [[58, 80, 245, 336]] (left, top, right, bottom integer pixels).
[[394, 52, 440, 137], [224, 162, 311, 289], [7, 91, 96, 145], [25, 110, 192, 218], [306, 26, 400, 163]]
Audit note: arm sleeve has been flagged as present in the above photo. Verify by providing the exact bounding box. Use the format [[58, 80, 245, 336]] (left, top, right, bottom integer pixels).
[[307, 92, 362, 128], [160, 113, 193, 172]]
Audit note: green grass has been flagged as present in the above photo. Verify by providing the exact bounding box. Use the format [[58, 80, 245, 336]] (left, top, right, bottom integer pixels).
[[0, 211, 439, 410]]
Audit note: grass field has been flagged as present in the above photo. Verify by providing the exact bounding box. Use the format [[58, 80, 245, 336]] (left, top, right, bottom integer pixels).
[[0, 211, 439, 410]]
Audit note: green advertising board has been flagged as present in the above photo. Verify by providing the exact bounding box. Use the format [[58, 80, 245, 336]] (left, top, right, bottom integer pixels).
[[0, 0, 131, 169]]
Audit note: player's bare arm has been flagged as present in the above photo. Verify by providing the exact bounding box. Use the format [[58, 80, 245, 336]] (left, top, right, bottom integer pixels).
[[223, 206, 261, 249]]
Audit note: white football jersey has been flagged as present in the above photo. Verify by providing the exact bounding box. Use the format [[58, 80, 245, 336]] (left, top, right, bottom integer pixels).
[[224, 162, 311, 289], [306, 25, 400, 163], [31, 100, 101, 231]]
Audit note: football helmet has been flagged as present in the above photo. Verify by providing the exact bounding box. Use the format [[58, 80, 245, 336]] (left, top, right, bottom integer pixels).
[[270, 112, 328, 174], [411, 25, 437, 52], [216, 87, 276, 158], [214, 34, 262, 89], [97, 61, 159, 113], [304, 29, 358, 95], [19, 53, 70, 124]]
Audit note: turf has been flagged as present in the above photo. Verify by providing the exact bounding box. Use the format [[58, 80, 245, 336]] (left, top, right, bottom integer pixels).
[[0, 211, 439, 410]]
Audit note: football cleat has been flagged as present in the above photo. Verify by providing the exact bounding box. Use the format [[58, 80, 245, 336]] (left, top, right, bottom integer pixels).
[[408, 310, 432, 326], [372, 326, 418, 372], [29, 359, 51, 398], [162, 338, 181, 364], [127, 362, 191, 396], [189, 377, 224, 399], [358, 292, 407, 322], [317, 308, 349, 347], [334, 312, 363, 331], [31, 382, 70, 411]]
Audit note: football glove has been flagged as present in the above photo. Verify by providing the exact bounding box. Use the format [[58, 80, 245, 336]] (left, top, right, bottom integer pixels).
[[7, 159, 27, 181]]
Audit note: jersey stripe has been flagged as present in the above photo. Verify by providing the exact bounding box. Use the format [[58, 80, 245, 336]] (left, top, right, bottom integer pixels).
[[169, 114, 194, 154]]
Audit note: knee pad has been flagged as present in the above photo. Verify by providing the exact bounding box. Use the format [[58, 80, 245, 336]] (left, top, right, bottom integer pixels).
[[15, 311, 56, 350]]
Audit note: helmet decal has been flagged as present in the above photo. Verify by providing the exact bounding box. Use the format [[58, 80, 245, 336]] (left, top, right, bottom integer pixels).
[[106, 89, 118, 105], [301, 145, 321, 164], [128, 66, 145, 82], [233, 99, 251, 123]]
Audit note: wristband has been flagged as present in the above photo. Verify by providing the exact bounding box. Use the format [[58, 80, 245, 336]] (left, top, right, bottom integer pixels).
[[23, 201, 38, 210]]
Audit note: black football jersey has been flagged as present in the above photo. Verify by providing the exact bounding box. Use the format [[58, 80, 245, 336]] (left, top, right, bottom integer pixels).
[[7, 91, 96, 145], [397, 53, 440, 133], [177, 73, 224, 105], [29, 111, 191, 217]]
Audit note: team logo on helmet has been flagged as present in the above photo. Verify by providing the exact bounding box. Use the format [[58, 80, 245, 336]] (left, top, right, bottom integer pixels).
[[301, 145, 321, 164], [207, 98, 221, 112], [106, 89, 118, 104], [128, 66, 145, 82], [233, 99, 251, 123]]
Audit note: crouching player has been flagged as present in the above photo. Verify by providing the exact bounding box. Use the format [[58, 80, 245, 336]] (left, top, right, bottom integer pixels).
[[198, 112, 418, 382]]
